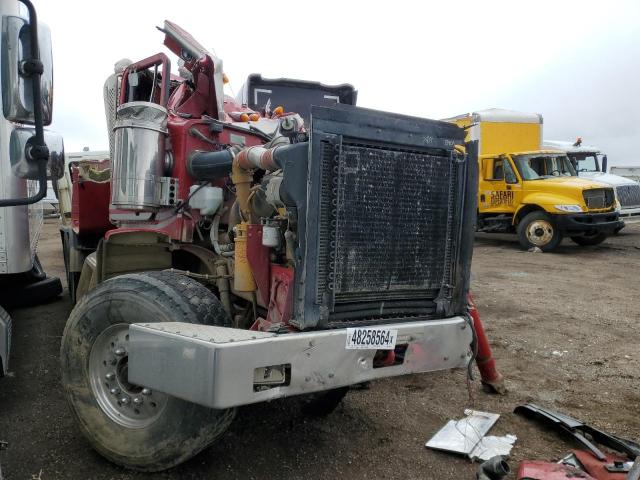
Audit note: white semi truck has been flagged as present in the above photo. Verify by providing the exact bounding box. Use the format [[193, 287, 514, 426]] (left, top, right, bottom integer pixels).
[[544, 140, 640, 227], [0, 0, 64, 376]]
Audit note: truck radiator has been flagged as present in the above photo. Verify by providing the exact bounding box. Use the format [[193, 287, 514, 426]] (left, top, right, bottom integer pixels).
[[616, 184, 640, 208], [287, 105, 473, 330], [583, 188, 615, 210], [316, 140, 461, 325]]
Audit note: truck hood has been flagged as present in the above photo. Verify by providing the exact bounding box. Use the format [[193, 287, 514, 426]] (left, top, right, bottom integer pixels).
[[577, 171, 639, 187], [525, 176, 611, 191]]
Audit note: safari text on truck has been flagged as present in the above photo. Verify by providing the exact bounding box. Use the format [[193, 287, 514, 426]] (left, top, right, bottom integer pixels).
[[444, 109, 623, 251]]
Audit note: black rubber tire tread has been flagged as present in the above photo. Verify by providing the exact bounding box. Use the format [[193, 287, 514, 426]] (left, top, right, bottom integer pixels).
[[300, 387, 349, 417], [139, 271, 232, 328], [516, 211, 563, 252], [570, 233, 608, 246], [61, 271, 235, 472]]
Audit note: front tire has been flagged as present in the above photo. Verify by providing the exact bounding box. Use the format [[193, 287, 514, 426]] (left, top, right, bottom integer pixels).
[[570, 232, 608, 246], [60, 271, 235, 472], [517, 211, 563, 252]]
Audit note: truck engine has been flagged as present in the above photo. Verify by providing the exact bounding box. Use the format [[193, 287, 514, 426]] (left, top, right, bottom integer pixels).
[[59, 20, 488, 472]]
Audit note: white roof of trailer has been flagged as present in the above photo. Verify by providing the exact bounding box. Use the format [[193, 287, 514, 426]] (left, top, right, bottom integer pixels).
[[67, 150, 110, 160], [443, 108, 542, 124], [543, 140, 601, 154]]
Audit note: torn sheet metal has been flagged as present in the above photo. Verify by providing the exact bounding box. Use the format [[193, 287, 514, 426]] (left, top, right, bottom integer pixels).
[[425, 409, 500, 457], [471, 434, 517, 461]]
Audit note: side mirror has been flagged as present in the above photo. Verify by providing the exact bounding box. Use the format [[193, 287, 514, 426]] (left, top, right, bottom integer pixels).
[[10, 127, 63, 179], [0, 0, 54, 208], [1, 16, 53, 125], [601, 155, 608, 173]]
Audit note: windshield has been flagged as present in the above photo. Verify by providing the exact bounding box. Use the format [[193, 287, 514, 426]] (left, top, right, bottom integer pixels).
[[513, 154, 577, 180], [571, 153, 600, 173]]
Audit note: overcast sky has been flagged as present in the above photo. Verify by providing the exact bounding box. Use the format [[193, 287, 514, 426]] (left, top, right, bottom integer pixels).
[[37, 0, 640, 166]]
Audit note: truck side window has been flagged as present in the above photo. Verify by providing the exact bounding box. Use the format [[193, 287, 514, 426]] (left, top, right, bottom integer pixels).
[[504, 160, 518, 184], [529, 157, 544, 176], [491, 159, 504, 180]]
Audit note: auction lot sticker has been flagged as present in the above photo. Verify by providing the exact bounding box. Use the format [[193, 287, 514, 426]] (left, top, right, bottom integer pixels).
[[345, 327, 398, 350]]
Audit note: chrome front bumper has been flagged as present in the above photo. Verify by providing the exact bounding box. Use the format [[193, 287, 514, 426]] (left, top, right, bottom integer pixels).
[[128, 317, 472, 409]]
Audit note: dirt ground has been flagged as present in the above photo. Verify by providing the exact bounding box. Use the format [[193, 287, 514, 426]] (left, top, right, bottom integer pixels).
[[0, 219, 639, 479]]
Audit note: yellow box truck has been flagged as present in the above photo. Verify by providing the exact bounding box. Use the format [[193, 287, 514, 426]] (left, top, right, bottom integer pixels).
[[444, 109, 623, 251]]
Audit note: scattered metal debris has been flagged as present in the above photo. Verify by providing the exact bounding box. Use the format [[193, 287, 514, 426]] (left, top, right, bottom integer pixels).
[[515, 403, 640, 461], [627, 457, 640, 480], [426, 410, 499, 456], [604, 460, 634, 473], [425, 410, 515, 461], [472, 435, 517, 462], [573, 450, 637, 480]]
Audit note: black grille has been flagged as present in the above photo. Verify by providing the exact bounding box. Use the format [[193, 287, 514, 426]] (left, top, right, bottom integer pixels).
[[583, 188, 614, 210], [289, 104, 474, 330], [316, 140, 459, 321], [616, 184, 640, 208]]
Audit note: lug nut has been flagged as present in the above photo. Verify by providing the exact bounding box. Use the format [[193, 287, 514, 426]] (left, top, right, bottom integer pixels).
[[105, 372, 115, 381], [114, 347, 126, 356], [141, 388, 151, 396], [120, 396, 130, 405], [133, 396, 143, 406], [110, 387, 120, 395]]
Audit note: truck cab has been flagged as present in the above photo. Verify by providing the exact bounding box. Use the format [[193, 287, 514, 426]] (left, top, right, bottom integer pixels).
[[445, 109, 623, 251], [543, 140, 640, 227]]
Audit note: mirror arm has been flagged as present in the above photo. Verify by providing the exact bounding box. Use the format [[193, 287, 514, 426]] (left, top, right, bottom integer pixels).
[[0, 0, 49, 207]]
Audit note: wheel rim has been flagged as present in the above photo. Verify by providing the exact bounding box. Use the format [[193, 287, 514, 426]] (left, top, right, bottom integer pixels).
[[89, 323, 168, 428], [526, 219, 554, 247]]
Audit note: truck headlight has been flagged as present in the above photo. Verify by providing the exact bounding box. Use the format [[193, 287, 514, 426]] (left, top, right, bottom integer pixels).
[[554, 204, 583, 213]]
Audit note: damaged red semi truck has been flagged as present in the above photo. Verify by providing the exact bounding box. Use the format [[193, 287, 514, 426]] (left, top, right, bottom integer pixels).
[[59, 21, 501, 471]]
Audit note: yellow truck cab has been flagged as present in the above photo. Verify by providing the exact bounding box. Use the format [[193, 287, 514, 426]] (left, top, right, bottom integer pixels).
[[444, 109, 623, 251]]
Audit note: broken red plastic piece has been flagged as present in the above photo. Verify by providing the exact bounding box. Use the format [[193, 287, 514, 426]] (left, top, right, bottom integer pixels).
[[573, 450, 629, 480], [517, 461, 596, 479], [468, 293, 506, 394]]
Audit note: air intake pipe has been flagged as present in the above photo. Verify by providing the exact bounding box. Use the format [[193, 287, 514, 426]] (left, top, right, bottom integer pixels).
[[188, 139, 291, 181]]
